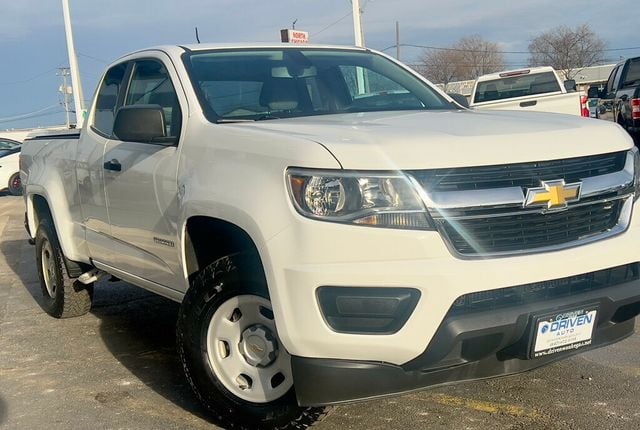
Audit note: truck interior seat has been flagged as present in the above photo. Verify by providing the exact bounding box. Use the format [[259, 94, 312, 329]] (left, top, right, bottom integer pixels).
[[259, 79, 300, 111]]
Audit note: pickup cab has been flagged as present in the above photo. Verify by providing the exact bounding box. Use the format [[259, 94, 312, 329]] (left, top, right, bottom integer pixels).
[[20, 44, 640, 430], [470, 66, 589, 117], [589, 56, 640, 141]]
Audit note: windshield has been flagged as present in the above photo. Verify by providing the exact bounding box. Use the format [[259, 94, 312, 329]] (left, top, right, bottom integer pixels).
[[0, 140, 20, 157], [183, 48, 453, 122], [0, 140, 19, 150], [474, 71, 561, 103]]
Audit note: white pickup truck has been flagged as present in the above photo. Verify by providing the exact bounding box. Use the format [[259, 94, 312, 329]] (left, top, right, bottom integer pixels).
[[20, 44, 640, 430], [470, 66, 589, 116]]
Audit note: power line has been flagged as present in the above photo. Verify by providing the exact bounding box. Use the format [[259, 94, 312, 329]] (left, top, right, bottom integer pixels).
[[0, 66, 61, 86], [379, 43, 640, 55], [78, 52, 108, 64], [0, 110, 66, 125], [0, 104, 61, 123], [312, 11, 352, 37]]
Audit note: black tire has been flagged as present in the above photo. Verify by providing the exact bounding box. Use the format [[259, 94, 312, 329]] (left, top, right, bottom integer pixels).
[[8, 172, 22, 196], [177, 253, 329, 430], [35, 217, 93, 318]]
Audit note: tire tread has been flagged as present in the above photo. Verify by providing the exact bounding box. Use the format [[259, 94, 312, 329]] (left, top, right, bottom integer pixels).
[[35, 218, 93, 319], [176, 254, 329, 430]]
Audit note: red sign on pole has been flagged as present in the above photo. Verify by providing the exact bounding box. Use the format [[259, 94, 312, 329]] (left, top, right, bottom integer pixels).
[[280, 29, 309, 44]]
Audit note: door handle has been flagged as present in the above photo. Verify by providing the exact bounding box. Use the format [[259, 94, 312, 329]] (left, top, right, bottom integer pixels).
[[103, 159, 122, 172], [520, 100, 537, 107], [620, 94, 629, 102]]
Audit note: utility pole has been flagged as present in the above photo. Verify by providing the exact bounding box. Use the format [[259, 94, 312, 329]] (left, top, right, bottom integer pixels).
[[61, 0, 85, 128], [352, 0, 365, 47], [351, 0, 367, 94], [396, 21, 401, 61], [57, 68, 72, 129]]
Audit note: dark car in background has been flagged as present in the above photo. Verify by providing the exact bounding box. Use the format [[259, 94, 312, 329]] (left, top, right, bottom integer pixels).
[[589, 57, 640, 142]]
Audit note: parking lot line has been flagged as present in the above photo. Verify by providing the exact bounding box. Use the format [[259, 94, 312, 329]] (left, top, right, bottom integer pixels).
[[411, 392, 543, 419]]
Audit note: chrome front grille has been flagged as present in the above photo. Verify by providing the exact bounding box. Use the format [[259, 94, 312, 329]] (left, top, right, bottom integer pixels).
[[437, 198, 625, 256], [409, 150, 635, 258], [410, 151, 626, 192]]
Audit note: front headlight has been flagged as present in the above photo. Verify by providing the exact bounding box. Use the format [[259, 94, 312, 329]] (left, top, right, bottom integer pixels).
[[287, 168, 434, 230]]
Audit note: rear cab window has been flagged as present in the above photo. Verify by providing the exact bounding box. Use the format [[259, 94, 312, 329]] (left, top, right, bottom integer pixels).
[[474, 71, 561, 103]]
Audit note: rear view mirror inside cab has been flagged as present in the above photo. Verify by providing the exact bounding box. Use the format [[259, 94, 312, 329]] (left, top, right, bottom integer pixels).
[[271, 65, 317, 79]]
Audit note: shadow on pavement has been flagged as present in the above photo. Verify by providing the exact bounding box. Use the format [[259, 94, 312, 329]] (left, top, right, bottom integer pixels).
[[0, 239, 44, 312], [0, 238, 216, 427], [0, 395, 6, 424], [90, 282, 215, 425]]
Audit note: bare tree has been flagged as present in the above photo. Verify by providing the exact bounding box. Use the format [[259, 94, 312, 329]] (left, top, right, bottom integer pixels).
[[528, 24, 606, 80], [419, 36, 506, 86], [419, 49, 461, 90], [455, 36, 506, 80]]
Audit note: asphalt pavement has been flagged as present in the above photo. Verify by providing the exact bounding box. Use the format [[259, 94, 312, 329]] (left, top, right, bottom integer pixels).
[[0, 193, 639, 430]]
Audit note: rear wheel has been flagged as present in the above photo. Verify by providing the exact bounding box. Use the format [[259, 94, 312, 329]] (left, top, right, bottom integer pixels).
[[8, 173, 22, 196], [177, 253, 328, 429], [35, 218, 93, 318]]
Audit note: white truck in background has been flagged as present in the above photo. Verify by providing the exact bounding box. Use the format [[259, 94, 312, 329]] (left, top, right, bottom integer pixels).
[[470, 66, 589, 117], [19, 44, 640, 430]]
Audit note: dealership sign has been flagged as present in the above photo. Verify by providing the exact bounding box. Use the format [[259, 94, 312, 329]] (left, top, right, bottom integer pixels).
[[280, 29, 309, 44]]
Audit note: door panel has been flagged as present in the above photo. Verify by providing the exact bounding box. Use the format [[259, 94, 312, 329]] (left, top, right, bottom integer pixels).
[[102, 141, 182, 289]]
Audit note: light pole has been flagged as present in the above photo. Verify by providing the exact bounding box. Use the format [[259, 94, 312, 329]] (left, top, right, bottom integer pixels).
[[61, 0, 85, 128], [351, 0, 365, 47]]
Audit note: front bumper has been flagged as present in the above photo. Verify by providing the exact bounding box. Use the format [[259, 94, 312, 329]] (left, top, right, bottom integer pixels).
[[292, 275, 640, 406]]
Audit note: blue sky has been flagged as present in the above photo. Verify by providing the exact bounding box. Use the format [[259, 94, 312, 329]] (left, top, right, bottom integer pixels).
[[1, 0, 638, 131]]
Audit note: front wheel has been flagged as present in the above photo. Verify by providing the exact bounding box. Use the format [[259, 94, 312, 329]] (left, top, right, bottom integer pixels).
[[8, 172, 22, 196], [177, 254, 328, 429]]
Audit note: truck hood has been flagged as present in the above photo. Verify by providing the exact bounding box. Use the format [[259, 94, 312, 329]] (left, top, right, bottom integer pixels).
[[238, 110, 633, 170]]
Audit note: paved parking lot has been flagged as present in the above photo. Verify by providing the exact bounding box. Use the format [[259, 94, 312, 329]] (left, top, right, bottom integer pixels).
[[0, 193, 639, 429]]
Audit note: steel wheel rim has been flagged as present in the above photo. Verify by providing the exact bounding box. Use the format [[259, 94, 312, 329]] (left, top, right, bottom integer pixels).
[[206, 294, 293, 403], [41, 239, 57, 298]]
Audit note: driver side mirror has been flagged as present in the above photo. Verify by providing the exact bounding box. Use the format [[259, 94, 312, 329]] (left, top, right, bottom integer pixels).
[[113, 105, 175, 145]]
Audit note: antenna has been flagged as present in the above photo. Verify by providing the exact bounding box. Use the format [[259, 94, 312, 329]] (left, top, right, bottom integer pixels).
[[292, 19, 298, 30], [195, 27, 201, 44]]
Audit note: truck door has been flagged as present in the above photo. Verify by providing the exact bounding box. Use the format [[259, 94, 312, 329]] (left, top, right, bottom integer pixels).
[[77, 62, 128, 259], [100, 57, 185, 292]]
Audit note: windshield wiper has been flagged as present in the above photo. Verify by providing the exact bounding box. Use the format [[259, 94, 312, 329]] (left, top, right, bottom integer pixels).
[[215, 119, 256, 124], [255, 115, 281, 121]]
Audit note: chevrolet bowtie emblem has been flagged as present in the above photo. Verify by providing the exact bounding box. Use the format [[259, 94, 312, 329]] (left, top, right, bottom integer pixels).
[[524, 179, 582, 210]]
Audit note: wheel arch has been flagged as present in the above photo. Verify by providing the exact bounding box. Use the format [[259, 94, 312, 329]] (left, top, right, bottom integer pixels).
[[183, 215, 268, 294], [27, 193, 90, 277]]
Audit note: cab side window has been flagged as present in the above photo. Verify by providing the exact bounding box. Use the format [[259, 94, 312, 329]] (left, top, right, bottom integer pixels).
[[93, 62, 127, 136], [124, 60, 182, 141], [612, 65, 624, 92], [605, 66, 618, 96]]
